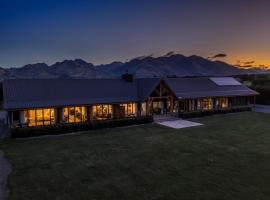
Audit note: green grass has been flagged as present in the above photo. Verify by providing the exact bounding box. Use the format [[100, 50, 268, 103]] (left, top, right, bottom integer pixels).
[[1, 112, 270, 200]]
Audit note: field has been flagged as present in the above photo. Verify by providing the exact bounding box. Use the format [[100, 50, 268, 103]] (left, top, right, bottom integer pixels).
[[1, 112, 270, 200]]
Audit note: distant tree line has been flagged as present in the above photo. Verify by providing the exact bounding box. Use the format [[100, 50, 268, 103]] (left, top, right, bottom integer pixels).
[[236, 74, 270, 105]]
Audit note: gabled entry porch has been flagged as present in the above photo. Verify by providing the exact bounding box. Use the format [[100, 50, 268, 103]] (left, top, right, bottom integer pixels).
[[144, 80, 177, 116]]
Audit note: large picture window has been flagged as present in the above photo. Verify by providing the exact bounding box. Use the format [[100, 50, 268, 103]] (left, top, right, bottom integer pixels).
[[63, 106, 86, 123], [93, 104, 112, 120], [197, 98, 213, 110], [120, 103, 136, 117], [24, 108, 55, 126], [216, 98, 228, 109]]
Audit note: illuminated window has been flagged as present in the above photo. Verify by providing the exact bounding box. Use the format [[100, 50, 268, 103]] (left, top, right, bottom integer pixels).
[[63, 106, 86, 123], [141, 102, 147, 115], [216, 98, 228, 109], [24, 108, 55, 127], [197, 98, 213, 110], [120, 103, 136, 117], [44, 109, 54, 125], [35, 109, 43, 126], [93, 104, 112, 120]]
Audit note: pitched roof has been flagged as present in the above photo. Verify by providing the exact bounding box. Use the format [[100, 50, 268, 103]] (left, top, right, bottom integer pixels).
[[165, 77, 258, 99], [2, 77, 258, 110], [3, 79, 139, 109], [137, 78, 161, 101]]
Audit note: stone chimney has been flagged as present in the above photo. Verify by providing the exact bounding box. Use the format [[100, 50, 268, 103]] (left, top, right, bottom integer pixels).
[[121, 70, 133, 82]]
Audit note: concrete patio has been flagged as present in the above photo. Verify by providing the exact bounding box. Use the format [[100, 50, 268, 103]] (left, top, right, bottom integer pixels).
[[154, 115, 203, 129]]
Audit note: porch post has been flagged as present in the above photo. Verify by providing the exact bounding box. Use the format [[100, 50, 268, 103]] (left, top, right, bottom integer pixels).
[[146, 98, 150, 115], [83, 107, 88, 121], [53, 108, 57, 124], [20, 111, 25, 126], [58, 107, 64, 123], [89, 105, 93, 121], [136, 103, 141, 116], [170, 97, 173, 113], [213, 98, 216, 110]]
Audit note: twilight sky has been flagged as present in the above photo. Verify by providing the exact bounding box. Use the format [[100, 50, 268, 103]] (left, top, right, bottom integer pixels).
[[0, 0, 270, 68]]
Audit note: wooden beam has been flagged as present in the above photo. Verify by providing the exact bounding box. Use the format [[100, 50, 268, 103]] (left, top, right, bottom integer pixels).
[[154, 89, 160, 95], [159, 83, 162, 98], [148, 96, 174, 100]]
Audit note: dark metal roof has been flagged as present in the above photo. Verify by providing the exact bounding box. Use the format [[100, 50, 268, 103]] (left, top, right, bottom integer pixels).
[[165, 77, 258, 99], [3, 77, 258, 110], [137, 78, 161, 101], [3, 79, 139, 109]]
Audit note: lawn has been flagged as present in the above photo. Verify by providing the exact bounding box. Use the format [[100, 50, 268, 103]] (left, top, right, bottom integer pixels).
[[1, 112, 270, 200]]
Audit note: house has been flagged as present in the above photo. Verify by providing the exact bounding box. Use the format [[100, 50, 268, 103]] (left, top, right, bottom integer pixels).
[[2, 75, 258, 128]]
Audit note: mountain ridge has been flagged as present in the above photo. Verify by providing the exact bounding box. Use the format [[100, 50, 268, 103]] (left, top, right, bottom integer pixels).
[[0, 54, 268, 79]]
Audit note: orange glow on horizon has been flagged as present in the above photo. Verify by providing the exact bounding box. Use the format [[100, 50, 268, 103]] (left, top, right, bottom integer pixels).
[[221, 56, 270, 70]]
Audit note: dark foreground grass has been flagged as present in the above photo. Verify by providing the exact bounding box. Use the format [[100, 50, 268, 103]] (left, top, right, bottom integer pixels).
[[1, 112, 270, 200]]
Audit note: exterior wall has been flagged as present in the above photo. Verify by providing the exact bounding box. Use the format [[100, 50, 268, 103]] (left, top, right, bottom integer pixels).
[[20, 111, 25, 124], [0, 111, 8, 125], [179, 96, 253, 113], [9, 102, 140, 127], [7, 96, 254, 127]]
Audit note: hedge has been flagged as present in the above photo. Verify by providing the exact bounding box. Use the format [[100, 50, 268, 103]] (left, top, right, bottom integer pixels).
[[11, 116, 153, 138], [179, 106, 252, 119]]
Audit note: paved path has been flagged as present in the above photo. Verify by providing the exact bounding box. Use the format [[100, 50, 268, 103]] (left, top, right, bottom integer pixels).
[[154, 114, 203, 129], [0, 151, 11, 200], [157, 119, 203, 129], [153, 114, 180, 122], [253, 104, 270, 114]]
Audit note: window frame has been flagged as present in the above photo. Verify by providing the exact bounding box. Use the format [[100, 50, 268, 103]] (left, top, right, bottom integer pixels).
[[25, 108, 55, 127]]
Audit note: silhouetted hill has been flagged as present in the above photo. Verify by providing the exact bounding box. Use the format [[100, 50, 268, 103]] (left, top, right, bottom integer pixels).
[[0, 54, 268, 79]]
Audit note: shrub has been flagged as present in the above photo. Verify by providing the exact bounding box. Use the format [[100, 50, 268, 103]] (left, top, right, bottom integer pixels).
[[179, 107, 252, 119], [11, 116, 153, 138]]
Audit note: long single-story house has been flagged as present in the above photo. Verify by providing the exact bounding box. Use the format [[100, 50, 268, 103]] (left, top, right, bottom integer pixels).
[[2, 75, 258, 128]]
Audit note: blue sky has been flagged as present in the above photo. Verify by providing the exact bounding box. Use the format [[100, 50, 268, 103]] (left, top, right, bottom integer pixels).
[[0, 0, 270, 67]]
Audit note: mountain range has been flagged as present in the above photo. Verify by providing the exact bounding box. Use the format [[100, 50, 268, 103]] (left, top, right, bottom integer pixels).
[[0, 54, 268, 79]]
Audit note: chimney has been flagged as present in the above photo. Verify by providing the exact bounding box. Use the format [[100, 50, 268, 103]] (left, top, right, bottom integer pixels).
[[121, 70, 133, 82]]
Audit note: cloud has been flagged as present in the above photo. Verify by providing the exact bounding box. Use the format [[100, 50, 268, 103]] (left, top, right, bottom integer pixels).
[[235, 60, 256, 68], [240, 65, 253, 68], [243, 61, 255, 65], [212, 53, 227, 58], [235, 60, 269, 69], [208, 53, 227, 59]]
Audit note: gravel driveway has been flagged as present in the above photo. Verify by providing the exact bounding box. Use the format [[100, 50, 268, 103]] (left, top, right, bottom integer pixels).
[[253, 104, 270, 114], [0, 151, 11, 200]]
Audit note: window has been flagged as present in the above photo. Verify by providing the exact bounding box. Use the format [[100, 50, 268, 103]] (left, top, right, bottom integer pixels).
[[24, 108, 55, 127], [231, 96, 248, 106], [120, 103, 136, 116], [197, 98, 213, 110], [141, 102, 147, 115], [216, 98, 228, 109], [93, 104, 112, 120], [44, 109, 54, 125], [35, 109, 44, 126], [63, 106, 86, 123], [179, 99, 196, 112], [188, 99, 196, 111]]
